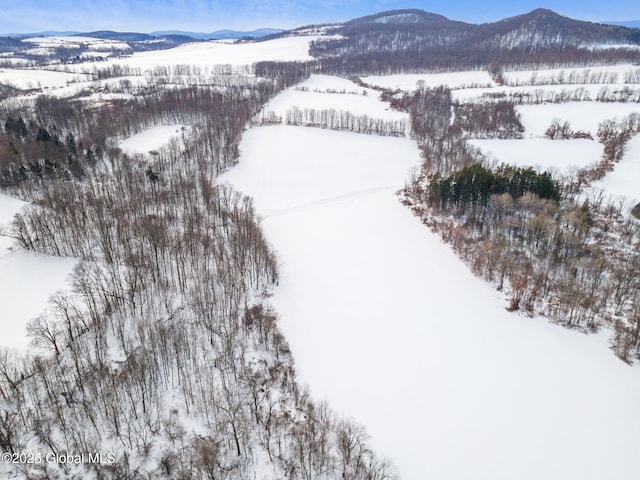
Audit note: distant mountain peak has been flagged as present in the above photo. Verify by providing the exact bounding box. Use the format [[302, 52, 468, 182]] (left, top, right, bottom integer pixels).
[[496, 8, 568, 24], [77, 31, 152, 42], [345, 8, 469, 29], [371, 10, 443, 24], [529, 8, 559, 16]]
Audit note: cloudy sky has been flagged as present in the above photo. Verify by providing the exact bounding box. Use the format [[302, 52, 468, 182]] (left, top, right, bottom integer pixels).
[[0, 0, 638, 34]]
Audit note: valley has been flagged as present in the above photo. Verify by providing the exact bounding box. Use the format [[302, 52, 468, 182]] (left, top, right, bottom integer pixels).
[[1, 7, 640, 479]]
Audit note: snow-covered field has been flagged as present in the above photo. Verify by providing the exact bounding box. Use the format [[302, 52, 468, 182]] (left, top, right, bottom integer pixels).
[[222, 126, 416, 214], [0, 193, 77, 352], [0, 34, 321, 98], [503, 64, 640, 85], [221, 75, 640, 480], [441, 96, 640, 181], [119, 124, 187, 154], [361, 70, 494, 91], [451, 83, 636, 102], [468, 138, 601, 173], [263, 74, 406, 121], [517, 102, 640, 137], [22, 36, 131, 51], [0, 68, 90, 89], [114, 36, 318, 68]]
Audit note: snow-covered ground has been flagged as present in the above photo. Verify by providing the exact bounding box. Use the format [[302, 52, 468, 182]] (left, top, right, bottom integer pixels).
[[118, 124, 187, 154], [517, 102, 640, 137], [0, 35, 321, 97], [263, 74, 406, 121], [0, 68, 90, 89], [468, 138, 602, 173], [21, 36, 131, 51], [503, 64, 640, 85], [221, 75, 640, 480], [113, 36, 318, 68], [0, 251, 77, 352], [0, 192, 25, 259], [0, 192, 25, 227], [0, 193, 77, 353], [591, 134, 640, 207], [2, 33, 640, 476], [222, 126, 417, 214], [361, 70, 494, 91], [452, 83, 637, 102]]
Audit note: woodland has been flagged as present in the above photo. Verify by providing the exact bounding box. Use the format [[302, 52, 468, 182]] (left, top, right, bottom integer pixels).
[[0, 63, 395, 479]]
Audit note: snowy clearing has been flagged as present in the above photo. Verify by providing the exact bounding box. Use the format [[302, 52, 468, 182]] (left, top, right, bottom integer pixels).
[[0, 251, 77, 352], [118, 125, 187, 154], [361, 70, 494, 91], [0, 193, 77, 353], [263, 74, 406, 121], [221, 126, 418, 213], [468, 138, 602, 173], [220, 74, 640, 480], [517, 102, 640, 137]]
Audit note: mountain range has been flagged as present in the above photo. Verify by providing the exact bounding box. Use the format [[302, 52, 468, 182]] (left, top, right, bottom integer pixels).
[[3, 28, 284, 40], [2, 9, 639, 69], [304, 8, 640, 74], [3, 9, 639, 44]]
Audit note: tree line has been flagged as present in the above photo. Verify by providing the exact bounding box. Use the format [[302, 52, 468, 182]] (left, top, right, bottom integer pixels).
[[0, 67, 396, 478], [400, 85, 640, 363], [276, 106, 407, 136]]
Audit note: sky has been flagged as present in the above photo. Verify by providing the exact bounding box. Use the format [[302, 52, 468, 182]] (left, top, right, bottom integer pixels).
[[0, 0, 638, 34]]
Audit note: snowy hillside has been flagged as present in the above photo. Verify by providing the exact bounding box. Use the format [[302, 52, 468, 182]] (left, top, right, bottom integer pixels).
[[108, 35, 318, 68]]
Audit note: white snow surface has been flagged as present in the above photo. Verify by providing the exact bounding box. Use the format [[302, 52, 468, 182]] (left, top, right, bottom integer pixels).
[[221, 126, 417, 214], [113, 36, 317, 68], [263, 74, 406, 121], [503, 64, 639, 85], [21, 36, 131, 51], [468, 138, 602, 173], [0, 251, 77, 352], [119, 125, 186, 154], [0, 193, 77, 352], [452, 84, 636, 102], [592, 134, 640, 207], [0, 192, 25, 259], [220, 76, 640, 480], [0, 192, 24, 227], [361, 70, 494, 91], [0, 68, 89, 90], [517, 102, 640, 137]]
